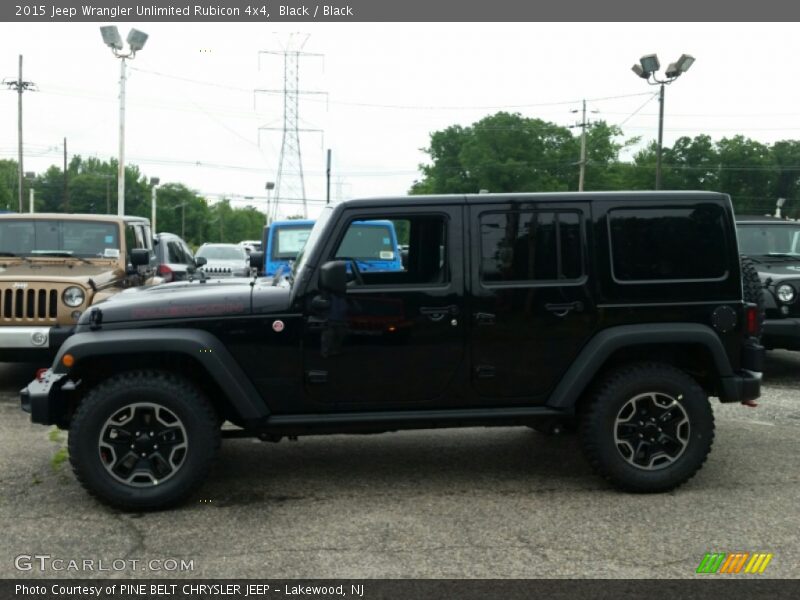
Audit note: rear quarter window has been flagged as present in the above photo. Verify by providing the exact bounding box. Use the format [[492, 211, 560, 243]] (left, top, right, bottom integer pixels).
[[608, 205, 728, 282]]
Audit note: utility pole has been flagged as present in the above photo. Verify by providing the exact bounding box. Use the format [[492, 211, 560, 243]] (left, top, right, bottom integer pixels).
[[63, 137, 69, 211], [578, 100, 587, 192], [3, 55, 36, 213], [326, 148, 331, 205], [570, 100, 597, 192]]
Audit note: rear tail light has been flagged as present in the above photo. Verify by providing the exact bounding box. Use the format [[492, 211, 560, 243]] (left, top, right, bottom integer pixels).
[[745, 305, 758, 336], [157, 264, 174, 283], [35, 368, 48, 382]]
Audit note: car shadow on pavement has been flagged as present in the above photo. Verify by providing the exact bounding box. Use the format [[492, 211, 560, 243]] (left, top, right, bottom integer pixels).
[[204, 428, 598, 507]]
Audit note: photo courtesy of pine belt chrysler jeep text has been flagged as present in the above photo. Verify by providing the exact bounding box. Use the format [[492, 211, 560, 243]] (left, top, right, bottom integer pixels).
[[20, 192, 764, 510]]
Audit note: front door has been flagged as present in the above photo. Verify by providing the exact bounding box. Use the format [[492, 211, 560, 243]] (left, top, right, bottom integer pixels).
[[303, 207, 466, 410], [469, 200, 596, 403]]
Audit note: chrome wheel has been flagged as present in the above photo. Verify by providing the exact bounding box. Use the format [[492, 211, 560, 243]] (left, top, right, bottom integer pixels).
[[613, 392, 690, 470], [98, 403, 188, 487]]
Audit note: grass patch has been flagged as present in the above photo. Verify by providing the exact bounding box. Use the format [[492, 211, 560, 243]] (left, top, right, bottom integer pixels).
[[51, 447, 68, 471], [48, 426, 68, 471]]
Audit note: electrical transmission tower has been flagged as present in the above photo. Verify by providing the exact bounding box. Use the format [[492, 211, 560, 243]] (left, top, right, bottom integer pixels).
[[256, 34, 326, 220]]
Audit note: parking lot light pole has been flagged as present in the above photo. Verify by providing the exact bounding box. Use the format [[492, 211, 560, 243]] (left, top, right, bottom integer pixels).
[[149, 177, 160, 234], [631, 53, 695, 190], [100, 26, 149, 216], [265, 181, 275, 225]]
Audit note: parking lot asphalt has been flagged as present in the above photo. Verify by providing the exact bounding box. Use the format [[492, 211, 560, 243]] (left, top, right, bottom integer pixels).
[[0, 354, 798, 579]]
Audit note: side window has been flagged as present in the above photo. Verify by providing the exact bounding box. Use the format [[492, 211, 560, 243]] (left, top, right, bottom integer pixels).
[[181, 241, 194, 261], [609, 206, 727, 282], [479, 210, 583, 283], [124, 225, 137, 263], [332, 215, 447, 286], [167, 241, 184, 263], [134, 225, 149, 249]]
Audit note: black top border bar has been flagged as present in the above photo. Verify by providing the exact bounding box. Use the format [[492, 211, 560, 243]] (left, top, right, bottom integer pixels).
[[2, 0, 799, 22]]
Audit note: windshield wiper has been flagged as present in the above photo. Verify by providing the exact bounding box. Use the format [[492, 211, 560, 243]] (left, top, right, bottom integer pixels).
[[32, 251, 94, 265], [0, 251, 32, 263]]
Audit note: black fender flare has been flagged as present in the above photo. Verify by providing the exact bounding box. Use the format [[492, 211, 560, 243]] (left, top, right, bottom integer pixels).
[[546, 323, 735, 410], [52, 328, 268, 423]]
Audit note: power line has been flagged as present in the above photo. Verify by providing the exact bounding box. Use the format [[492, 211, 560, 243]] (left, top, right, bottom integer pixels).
[[129, 64, 654, 111]]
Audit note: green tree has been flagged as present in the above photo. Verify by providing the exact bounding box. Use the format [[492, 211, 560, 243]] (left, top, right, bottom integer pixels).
[[411, 112, 629, 194], [0, 159, 18, 211]]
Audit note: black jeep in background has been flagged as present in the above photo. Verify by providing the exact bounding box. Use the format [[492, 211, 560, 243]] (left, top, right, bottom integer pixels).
[[22, 192, 764, 510], [737, 215, 800, 351]]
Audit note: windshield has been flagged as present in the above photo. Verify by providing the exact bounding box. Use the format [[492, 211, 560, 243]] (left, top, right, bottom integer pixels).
[[273, 226, 312, 259], [738, 224, 800, 256], [197, 246, 246, 260], [292, 207, 333, 279], [0, 219, 121, 259], [335, 224, 395, 260]]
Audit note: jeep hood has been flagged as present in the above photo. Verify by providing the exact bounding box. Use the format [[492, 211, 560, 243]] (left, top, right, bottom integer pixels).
[[749, 257, 800, 281], [0, 260, 119, 286], [81, 277, 292, 325]]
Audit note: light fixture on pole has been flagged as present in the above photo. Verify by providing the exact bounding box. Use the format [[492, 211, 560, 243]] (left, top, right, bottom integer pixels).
[[149, 177, 160, 234], [265, 181, 275, 224], [100, 26, 149, 217], [631, 53, 695, 190]]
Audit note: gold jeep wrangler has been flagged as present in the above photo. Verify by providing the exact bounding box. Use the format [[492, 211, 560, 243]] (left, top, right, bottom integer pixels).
[[0, 213, 157, 361]]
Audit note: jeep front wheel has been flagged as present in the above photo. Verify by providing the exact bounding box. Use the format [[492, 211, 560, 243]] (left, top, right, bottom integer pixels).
[[68, 371, 220, 510], [580, 363, 714, 493]]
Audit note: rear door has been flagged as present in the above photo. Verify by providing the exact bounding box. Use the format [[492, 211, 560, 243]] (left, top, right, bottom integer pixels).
[[469, 200, 596, 403]]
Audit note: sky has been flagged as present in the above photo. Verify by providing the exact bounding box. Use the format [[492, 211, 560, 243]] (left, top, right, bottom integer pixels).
[[1, 22, 799, 220]]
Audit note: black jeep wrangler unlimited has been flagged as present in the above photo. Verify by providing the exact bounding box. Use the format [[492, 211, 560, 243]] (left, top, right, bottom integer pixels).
[[22, 192, 764, 509], [737, 215, 800, 350]]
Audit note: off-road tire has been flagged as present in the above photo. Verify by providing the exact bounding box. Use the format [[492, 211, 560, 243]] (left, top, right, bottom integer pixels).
[[580, 362, 714, 493], [68, 371, 220, 511], [740, 254, 765, 340]]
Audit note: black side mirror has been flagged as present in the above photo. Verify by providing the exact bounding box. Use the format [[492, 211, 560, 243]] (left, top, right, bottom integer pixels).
[[319, 260, 347, 295], [130, 248, 150, 267], [249, 251, 265, 272], [194, 256, 207, 268]]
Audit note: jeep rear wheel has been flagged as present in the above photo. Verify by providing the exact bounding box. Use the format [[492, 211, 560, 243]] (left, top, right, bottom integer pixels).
[[580, 362, 714, 493], [68, 371, 219, 510]]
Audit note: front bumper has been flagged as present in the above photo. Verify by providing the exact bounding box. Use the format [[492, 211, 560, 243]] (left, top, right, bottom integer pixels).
[[762, 317, 800, 350], [20, 369, 75, 427], [0, 325, 72, 362]]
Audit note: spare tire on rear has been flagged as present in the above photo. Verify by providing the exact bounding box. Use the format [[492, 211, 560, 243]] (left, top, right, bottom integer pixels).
[[740, 255, 765, 341]]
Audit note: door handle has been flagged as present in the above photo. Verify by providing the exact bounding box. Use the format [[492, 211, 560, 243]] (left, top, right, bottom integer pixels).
[[545, 301, 584, 316], [474, 312, 496, 325], [420, 305, 459, 321]]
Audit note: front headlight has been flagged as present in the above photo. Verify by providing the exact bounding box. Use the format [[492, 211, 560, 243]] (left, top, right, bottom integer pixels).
[[62, 286, 85, 307], [776, 283, 796, 303]]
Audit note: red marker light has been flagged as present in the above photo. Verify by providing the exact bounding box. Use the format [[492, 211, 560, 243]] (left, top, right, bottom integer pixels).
[[746, 306, 758, 336]]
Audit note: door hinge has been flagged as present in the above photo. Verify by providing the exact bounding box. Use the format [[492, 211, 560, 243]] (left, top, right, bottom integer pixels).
[[307, 370, 328, 384], [474, 365, 496, 379]]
